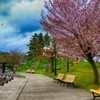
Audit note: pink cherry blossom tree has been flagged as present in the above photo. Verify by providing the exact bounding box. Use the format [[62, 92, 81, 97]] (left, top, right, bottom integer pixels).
[[40, 0, 100, 83]]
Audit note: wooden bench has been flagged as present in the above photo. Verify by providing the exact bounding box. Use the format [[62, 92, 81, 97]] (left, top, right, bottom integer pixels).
[[31, 70, 35, 73], [0, 74, 14, 86], [0, 78, 4, 86], [61, 74, 76, 88], [26, 69, 35, 74], [0, 76, 8, 86], [26, 69, 32, 73], [53, 73, 64, 83], [90, 89, 100, 100]]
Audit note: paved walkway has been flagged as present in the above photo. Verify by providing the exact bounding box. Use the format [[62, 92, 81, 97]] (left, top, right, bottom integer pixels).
[[0, 73, 98, 100]]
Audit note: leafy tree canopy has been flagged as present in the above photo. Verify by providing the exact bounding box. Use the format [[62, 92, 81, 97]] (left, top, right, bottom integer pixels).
[[27, 33, 51, 58]]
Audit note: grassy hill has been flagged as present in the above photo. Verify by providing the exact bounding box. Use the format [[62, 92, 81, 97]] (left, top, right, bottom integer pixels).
[[15, 56, 100, 91]]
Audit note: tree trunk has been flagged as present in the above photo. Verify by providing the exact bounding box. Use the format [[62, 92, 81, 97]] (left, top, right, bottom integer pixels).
[[12, 64, 16, 74], [51, 57, 54, 72], [87, 56, 98, 84], [66, 57, 69, 72], [2, 63, 5, 73]]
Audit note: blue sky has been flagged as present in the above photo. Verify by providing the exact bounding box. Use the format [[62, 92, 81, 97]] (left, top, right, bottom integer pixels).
[[0, 0, 47, 53]]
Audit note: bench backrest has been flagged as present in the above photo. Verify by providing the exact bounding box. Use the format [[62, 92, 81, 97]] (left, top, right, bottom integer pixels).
[[65, 74, 76, 83], [27, 69, 31, 71], [57, 73, 64, 80]]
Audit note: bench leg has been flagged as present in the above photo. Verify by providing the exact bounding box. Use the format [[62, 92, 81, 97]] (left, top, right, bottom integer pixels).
[[53, 78, 55, 82], [59, 80, 62, 85], [92, 92, 100, 100], [2, 82, 4, 86], [67, 83, 70, 88], [66, 83, 75, 88], [92, 92, 96, 100], [57, 80, 59, 83], [72, 83, 75, 88], [63, 82, 65, 86]]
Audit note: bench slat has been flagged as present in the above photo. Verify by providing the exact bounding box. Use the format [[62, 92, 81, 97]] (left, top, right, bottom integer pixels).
[[90, 89, 100, 94]]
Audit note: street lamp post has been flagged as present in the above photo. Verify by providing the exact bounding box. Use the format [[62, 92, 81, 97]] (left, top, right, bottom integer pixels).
[[54, 43, 57, 75]]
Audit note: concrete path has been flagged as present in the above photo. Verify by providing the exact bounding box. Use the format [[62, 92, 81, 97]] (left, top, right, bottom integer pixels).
[[0, 73, 98, 100]]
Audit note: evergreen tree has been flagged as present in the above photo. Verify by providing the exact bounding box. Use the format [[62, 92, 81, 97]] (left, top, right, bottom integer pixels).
[[44, 33, 51, 46], [27, 33, 51, 58], [27, 33, 38, 57]]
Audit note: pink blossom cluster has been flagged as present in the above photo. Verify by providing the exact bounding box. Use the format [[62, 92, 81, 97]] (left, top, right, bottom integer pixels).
[[31, 65, 37, 68], [43, 64, 51, 67], [57, 52, 65, 56], [31, 62, 39, 68], [18, 65, 21, 67], [46, 51, 51, 55], [43, 65, 47, 67], [40, 0, 100, 59]]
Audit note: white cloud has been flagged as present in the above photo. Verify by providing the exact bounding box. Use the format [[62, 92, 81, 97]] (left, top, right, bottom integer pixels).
[[0, 25, 19, 37], [0, 29, 45, 52], [0, 0, 48, 52], [11, 0, 46, 20]]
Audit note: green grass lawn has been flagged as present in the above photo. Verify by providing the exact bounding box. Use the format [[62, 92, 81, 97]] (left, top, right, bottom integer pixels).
[[15, 57, 100, 91]]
